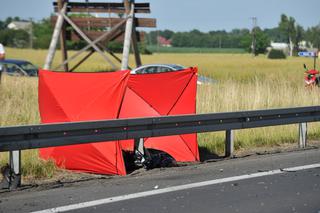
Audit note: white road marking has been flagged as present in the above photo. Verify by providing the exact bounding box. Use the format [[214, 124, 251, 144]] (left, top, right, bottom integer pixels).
[[32, 163, 320, 213]]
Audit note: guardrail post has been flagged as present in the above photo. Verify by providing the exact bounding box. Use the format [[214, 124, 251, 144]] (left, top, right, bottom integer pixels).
[[9, 150, 21, 189], [0, 150, 21, 190], [299, 122, 307, 148], [225, 130, 234, 157], [134, 138, 145, 167], [134, 138, 144, 156], [133, 138, 152, 168]]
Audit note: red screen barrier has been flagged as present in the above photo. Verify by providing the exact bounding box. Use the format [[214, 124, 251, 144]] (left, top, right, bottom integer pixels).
[[38, 68, 199, 175]]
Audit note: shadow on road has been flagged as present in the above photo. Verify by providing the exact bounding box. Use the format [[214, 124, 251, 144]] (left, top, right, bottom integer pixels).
[[199, 147, 223, 162]]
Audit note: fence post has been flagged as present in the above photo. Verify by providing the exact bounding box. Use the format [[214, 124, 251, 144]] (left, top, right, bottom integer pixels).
[[299, 122, 307, 148], [225, 130, 234, 157]]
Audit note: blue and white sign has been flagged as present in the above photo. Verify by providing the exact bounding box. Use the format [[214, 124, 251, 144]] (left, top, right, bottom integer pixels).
[[298, 52, 318, 57]]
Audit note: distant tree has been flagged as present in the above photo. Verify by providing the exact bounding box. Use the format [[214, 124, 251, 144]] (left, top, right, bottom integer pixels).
[[279, 14, 297, 56], [229, 29, 250, 48], [33, 18, 53, 49], [189, 29, 204, 47], [264, 27, 285, 42], [161, 30, 174, 40], [0, 29, 29, 48], [240, 34, 252, 51], [147, 31, 157, 45], [208, 30, 228, 48], [189, 29, 202, 36], [146, 30, 174, 46], [171, 32, 190, 47], [241, 27, 270, 55], [0, 20, 5, 30], [208, 30, 227, 36], [293, 24, 305, 53], [255, 28, 271, 54], [306, 25, 320, 49], [231, 28, 250, 36]]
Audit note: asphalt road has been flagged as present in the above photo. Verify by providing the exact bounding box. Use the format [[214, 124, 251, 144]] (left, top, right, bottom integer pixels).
[[1, 149, 320, 213]]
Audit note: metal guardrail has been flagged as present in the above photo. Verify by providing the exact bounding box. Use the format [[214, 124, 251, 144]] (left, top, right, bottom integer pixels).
[[1, 106, 320, 152], [0, 105, 319, 189]]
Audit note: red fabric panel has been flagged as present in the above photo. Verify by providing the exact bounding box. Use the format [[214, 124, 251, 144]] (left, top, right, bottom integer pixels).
[[120, 67, 199, 162], [39, 70, 129, 122], [119, 87, 159, 151], [167, 71, 199, 160], [38, 70, 130, 175], [179, 134, 199, 160], [168, 70, 197, 115], [128, 69, 194, 115]]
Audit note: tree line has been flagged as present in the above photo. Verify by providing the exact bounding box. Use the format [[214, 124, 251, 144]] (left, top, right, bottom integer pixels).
[[147, 14, 320, 55], [0, 14, 319, 54]]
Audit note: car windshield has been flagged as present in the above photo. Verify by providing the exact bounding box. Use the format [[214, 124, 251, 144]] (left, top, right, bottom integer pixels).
[[170, 65, 185, 70], [19, 62, 37, 71]]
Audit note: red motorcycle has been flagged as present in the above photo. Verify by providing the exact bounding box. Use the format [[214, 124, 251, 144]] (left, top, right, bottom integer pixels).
[[300, 51, 319, 88], [304, 63, 320, 87]]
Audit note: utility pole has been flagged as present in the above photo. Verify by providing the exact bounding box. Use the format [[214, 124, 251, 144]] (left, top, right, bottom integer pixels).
[[250, 17, 257, 56]]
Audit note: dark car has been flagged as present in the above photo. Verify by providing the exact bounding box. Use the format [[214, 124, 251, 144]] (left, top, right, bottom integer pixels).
[[0, 59, 38, 77]]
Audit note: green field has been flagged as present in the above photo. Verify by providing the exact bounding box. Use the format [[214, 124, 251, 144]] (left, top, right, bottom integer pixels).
[[147, 45, 246, 54], [1, 48, 320, 179]]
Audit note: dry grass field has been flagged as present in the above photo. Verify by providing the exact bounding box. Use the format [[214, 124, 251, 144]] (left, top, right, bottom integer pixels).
[[1, 47, 320, 179]]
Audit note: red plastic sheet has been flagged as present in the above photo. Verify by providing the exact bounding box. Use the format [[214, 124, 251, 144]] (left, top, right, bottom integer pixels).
[[38, 67, 199, 176], [38, 70, 130, 175]]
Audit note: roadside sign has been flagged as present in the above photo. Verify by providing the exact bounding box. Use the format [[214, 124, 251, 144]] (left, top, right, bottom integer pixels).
[[298, 51, 318, 57]]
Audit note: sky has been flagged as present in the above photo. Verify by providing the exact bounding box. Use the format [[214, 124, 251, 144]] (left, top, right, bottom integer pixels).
[[0, 0, 319, 32]]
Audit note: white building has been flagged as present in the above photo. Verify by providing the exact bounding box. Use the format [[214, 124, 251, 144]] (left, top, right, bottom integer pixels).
[[270, 42, 289, 50], [7, 21, 32, 30], [268, 42, 289, 55]]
